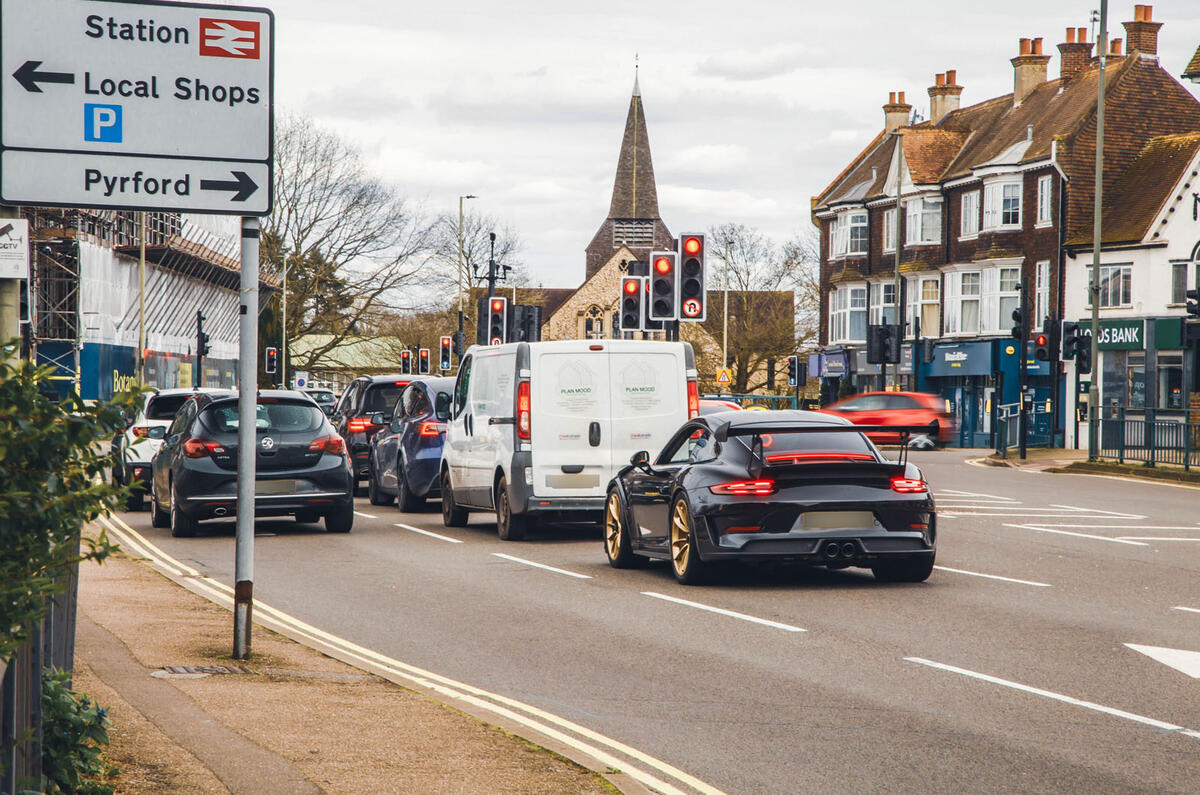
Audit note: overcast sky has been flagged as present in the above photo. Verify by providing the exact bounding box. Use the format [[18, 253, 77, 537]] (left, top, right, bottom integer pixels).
[[251, 0, 1200, 288]]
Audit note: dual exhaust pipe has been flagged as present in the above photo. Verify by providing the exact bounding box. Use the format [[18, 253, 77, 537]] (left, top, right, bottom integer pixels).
[[822, 541, 858, 560]]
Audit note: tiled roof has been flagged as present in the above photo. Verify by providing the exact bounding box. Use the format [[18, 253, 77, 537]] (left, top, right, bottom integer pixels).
[[1184, 44, 1200, 80], [902, 128, 971, 183], [1067, 132, 1200, 246]]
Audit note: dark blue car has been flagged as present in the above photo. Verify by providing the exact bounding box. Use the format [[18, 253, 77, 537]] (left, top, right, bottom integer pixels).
[[367, 377, 454, 511]]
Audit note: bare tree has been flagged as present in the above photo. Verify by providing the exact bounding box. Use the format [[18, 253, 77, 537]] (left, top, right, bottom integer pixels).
[[263, 112, 436, 373], [429, 211, 526, 300], [780, 223, 821, 351]]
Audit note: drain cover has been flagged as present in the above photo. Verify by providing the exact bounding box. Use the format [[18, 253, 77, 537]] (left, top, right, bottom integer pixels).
[[153, 664, 255, 679]]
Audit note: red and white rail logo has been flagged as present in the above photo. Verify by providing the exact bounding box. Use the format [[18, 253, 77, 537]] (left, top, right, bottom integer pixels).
[[199, 18, 260, 59]]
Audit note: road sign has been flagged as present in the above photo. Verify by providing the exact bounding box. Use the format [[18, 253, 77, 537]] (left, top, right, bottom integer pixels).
[[0, 217, 29, 278], [681, 297, 702, 318], [715, 368, 732, 386], [293, 370, 307, 389], [0, 0, 273, 215]]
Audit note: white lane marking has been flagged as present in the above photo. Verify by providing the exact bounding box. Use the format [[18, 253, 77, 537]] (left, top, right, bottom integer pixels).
[[103, 515, 719, 795], [1174, 606, 1200, 615], [642, 592, 805, 633], [936, 489, 1018, 501], [905, 657, 1200, 740], [394, 523, 463, 544], [1001, 523, 1148, 546], [933, 566, 1052, 588], [491, 553, 591, 580], [944, 512, 1132, 519], [1049, 504, 1144, 519], [1036, 525, 1200, 530], [1118, 537, 1200, 542], [99, 514, 201, 577], [354, 511, 378, 519], [1125, 644, 1200, 679]]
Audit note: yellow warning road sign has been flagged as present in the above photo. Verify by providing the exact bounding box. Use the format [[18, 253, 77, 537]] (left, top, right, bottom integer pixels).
[[715, 368, 732, 386]]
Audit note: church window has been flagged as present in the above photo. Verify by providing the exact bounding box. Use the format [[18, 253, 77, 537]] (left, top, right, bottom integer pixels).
[[584, 305, 606, 339]]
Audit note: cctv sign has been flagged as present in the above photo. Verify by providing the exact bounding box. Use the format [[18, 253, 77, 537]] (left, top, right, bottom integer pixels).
[[0, 0, 273, 214]]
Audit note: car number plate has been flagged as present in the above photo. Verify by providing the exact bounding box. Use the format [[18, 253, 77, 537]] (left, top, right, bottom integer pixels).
[[800, 511, 875, 531], [255, 479, 296, 495]]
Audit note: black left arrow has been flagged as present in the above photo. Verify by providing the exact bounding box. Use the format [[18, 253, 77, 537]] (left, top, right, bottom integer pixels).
[[13, 60, 75, 93], [199, 171, 258, 202]]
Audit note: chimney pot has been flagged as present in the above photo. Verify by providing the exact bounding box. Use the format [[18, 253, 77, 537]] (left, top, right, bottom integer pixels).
[[946, 69, 957, 85], [1111, 37, 1123, 55], [1032, 37, 1043, 55], [1066, 27, 1076, 43], [1123, 5, 1161, 56], [1019, 37, 1031, 55], [889, 91, 896, 104], [898, 91, 905, 103], [935, 72, 945, 86], [1078, 27, 1087, 42]]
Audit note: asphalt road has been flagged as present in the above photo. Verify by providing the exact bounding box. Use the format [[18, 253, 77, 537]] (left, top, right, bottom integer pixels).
[[118, 452, 1200, 793]]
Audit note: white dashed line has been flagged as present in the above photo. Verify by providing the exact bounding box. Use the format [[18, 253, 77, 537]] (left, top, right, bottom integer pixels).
[[1049, 504, 1144, 518], [354, 511, 378, 519], [933, 566, 1052, 587], [1118, 537, 1200, 542], [1173, 606, 1200, 615], [394, 523, 463, 543], [905, 657, 1200, 740], [491, 553, 591, 579], [642, 592, 806, 633], [1001, 523, 1149, 546]]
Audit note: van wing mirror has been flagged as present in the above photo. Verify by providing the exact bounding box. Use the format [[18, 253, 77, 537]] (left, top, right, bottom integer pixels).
[[371, 412, 386, 426], [435, 393, 451, 421], [147, 426, 167, 440]]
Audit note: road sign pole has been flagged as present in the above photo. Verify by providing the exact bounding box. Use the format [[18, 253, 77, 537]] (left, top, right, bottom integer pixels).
[[233, 216, 259, 660]]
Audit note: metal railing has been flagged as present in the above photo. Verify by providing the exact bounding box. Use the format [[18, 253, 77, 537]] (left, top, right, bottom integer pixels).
[[994, 402, 1053, 457], [1095, 407, 1200, 470]]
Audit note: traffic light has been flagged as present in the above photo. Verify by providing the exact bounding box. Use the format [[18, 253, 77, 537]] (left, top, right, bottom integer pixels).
[[1033, 330, 1051, 362], [678, 234, 706, 321], [641, 279, 664, 331], [867, 324, 901, 364], [1061, 321, 1091, 375], [786, 355, 798, 387], [196, 310, 210, 357], [620, 276, 643, 332], [439, 335, 452, 371], [400, 349, 412, 374], [487, 296, 507, 345], [1187, 288, 1200, 318], [418, 348, 430, 374], [1010, 305, 1024, 341], [265, 346, 278, 374], [647, 251, 678, 322], [921, 338, 936, 364], [510, 304, 542, 342]]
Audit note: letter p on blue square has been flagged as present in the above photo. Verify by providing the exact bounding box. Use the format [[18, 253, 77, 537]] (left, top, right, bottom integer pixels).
[[84, 103, 122, 142]]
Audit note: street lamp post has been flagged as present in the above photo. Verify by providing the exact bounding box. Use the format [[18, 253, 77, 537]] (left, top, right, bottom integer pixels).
[[1088, 0, 1107, 461], [458, 194, 477, 334]]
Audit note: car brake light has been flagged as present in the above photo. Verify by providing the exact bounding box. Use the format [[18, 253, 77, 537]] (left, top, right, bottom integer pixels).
[[131, 425, 152, 438], [765, 452, 874, 464], [418, 421, 446, 437], [687, 379, 699, 419], [891, 477, 928, 494], [347, 417, 381, 433], [709, 479, 776, 496], [517, 381, 531, 441], [183, 437, 225, 458], [308, 434, 346, 455]]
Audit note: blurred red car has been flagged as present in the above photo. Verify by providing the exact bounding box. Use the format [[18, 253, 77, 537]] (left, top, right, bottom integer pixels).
[[698, 398, 743, 416], [820, 392, 954, 447]]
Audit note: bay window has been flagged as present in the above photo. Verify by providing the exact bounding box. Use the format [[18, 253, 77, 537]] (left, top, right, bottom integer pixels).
[[906, 196, 942, 245], [830, 210, 867, 258], [829, 285, 868, 343], [996, 267, 1021, 332], [945, 271, 980, 335], [983, 180, 1022, 230], [870, 282, 897, 324]]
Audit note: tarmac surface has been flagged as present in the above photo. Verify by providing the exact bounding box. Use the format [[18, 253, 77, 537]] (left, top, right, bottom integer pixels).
[[73, 540, 622, 794]]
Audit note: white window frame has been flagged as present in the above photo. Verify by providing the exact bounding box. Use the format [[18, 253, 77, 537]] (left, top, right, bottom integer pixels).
[[905, 196, 942, 246], [882, 208, 896, 253], [847, 211, 868, 255], [1093, 264, 1133, 308], [960, 190, 980, 238], [829, 285, 867, 343], [993, 266, 1021, 334], [1036, 175, 1053, 227], [1034, 260, 1049, 329], [945, 270, 981, 335], [919, 277, 941, 338], [869, 282, 897, 325], [848, 285, 867, 341], [983, 179, 1022, 231]]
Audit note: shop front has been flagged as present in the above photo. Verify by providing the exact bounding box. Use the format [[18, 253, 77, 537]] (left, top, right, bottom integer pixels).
[[817, 349, 851, 404], [925, 341, 995, 448]]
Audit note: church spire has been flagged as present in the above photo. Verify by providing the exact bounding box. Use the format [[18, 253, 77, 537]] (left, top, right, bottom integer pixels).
[[608, 67, 660, 219]]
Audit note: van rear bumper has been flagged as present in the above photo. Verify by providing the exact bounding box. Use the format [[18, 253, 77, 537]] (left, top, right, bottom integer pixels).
[[522, 496, 605, 523]]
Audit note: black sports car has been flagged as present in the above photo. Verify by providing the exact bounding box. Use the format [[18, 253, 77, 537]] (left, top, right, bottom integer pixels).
[[604, 410, 936, 584]]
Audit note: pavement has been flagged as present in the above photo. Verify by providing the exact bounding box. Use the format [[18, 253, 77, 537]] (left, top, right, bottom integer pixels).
[[974, 445, 1091, 471], [72, 534, 624, 794]]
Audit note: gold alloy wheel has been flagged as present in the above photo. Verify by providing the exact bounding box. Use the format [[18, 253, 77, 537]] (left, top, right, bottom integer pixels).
[[671, 499, 691, 575], [605, 493, 623, 560]]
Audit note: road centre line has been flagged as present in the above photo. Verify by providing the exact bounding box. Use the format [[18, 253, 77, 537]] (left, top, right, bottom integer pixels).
[[943, 512, 1130, 519], [1118, 537, 1200, 542], [642, 592, 805, 633], [354, 511, 378, 519], [1174, 606, 1200, 615], [933, 566, 1051, 587], [1049, 504, 1144, 518], [102, 516, 718, 795], [935, 490, 1018, 501], [491, 553, 591, 579], [1001, 523, 1149, 546], [394, 523, 463, 543], [1017, 524, 1196, 530], [905, 657, 1200, 740]]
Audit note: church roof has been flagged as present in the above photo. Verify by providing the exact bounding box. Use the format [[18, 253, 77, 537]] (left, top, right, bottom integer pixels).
[[608, 74, 661, 220]]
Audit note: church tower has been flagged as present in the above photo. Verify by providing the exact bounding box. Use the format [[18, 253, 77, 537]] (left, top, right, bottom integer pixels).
[[583, 72, 674, 280]]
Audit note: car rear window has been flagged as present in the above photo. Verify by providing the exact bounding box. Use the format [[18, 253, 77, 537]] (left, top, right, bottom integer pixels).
[[739, 428, 876, 459], [145, 394, 193, 420], [201, 402, 325, 434], [306, 390, 336, 405], [363, 384, 406, 415]]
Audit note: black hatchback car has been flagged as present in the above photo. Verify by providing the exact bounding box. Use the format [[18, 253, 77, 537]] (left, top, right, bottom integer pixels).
[[149, 390, 354, 537], [367, 377, 454, 510], [604, 410, 936, 584], [331, 374, 413, 490]]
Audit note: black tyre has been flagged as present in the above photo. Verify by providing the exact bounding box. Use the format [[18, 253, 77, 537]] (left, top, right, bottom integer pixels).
[[670, 497, 710, 585], [150, 487, 169, 529], [325, 504, 354, 533], [294, 511, 320, 524], [396, 466, 421, 513], [872, 556, 935, 583], [368, 467, 393, 506], [441, 471, 468, 528], [495, 476, 531, 541], [604, 490, 637, 568], [169, 482, 198, 538]]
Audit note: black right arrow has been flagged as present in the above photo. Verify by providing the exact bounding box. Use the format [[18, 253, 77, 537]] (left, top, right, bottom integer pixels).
[[199, 170, 258, 202], [13, 60, 75, 93]]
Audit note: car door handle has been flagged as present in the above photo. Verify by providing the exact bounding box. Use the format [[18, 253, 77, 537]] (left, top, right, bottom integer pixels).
[[589, 421, 601, 447]]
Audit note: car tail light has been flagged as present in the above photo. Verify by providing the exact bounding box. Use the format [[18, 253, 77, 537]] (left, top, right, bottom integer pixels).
[[765, 452, 874, 464], [131, 425, 152, 438], [517, 381, 531, 441], [687, 379, 699, 419], [890, 477, 928, 494], [418, 421, 446, 437], [347, 417, 381, 433], [308, 435, 345, 455], [709, 479, 776, 496], [183, 437, 225, 458]]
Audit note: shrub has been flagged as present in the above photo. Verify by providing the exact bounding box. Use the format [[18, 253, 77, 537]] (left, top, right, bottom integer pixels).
[[40, 668, 116, 795]]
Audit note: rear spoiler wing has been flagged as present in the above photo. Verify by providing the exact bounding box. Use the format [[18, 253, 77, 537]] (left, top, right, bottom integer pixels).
[[712, 420, 939, 472]]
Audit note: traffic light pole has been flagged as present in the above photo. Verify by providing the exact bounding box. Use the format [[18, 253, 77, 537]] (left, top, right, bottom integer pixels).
[[1018, 280, 1028, 461], [1088, 0, 1107, 462], [195, 309, 205, 388]]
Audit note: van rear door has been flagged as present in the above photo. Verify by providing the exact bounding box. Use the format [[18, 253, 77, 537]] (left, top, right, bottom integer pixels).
[[529, 347, 612, 498], [607, 344, 686, 476]]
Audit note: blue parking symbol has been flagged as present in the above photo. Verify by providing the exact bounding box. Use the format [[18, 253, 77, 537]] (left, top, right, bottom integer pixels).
[[84, 103, 122, 143]]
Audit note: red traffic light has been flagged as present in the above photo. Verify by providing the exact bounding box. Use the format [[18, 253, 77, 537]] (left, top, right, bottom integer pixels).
[[1035, 334, 1047, 346], [623, 279, 639, 294], [491, 299, 504, 311], [654, 257, 672, 274], [419, 349, 428, 358], [683, 236, 701, 255]]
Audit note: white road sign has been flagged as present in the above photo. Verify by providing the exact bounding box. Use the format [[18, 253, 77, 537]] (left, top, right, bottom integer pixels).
[[0, 0, 272, 215], [0, 217, 29, 279]]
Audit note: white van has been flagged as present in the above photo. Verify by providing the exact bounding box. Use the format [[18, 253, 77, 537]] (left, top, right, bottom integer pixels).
[[441, 339, 698, 539]]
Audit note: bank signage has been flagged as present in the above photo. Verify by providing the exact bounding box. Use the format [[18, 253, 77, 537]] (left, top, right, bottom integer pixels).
[[927, 341, 993, 377], [0, 0, 273, 214], [1078, 319, 1144, 350]]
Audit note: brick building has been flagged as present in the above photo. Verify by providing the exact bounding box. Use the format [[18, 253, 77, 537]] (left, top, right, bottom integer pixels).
[[811, 4, 1200, 447]]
